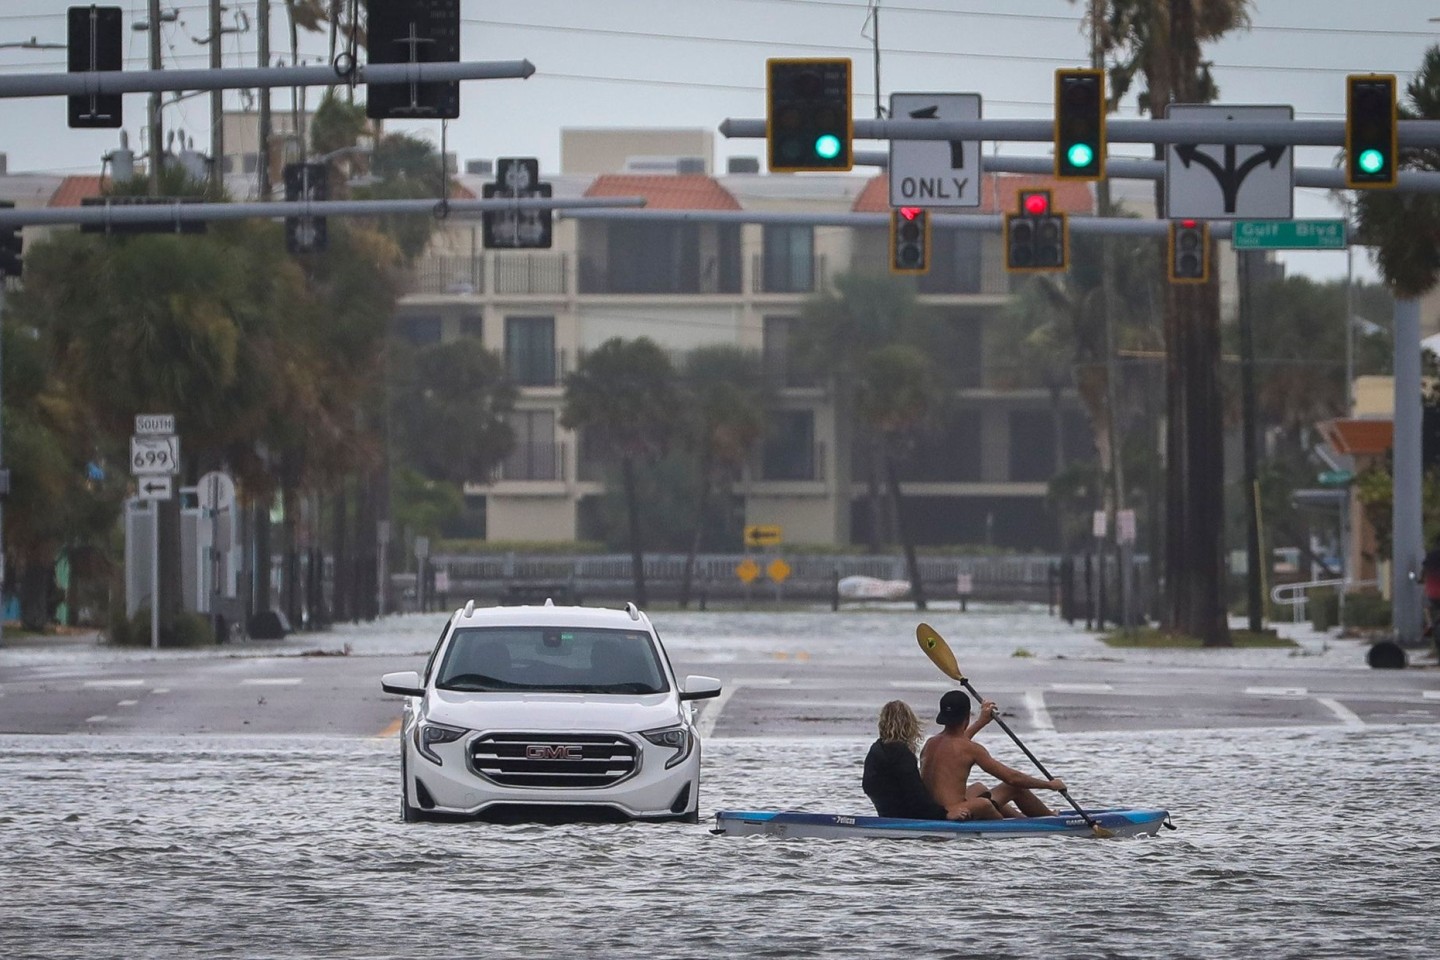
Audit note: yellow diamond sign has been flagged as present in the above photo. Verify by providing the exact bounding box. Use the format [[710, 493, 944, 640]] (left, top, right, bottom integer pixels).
[[766, 558, 792, 583], [735, 558, 761, 583]]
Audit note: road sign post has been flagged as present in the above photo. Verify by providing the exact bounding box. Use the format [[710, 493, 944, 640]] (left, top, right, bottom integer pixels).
[[888, 93, 981, 208]]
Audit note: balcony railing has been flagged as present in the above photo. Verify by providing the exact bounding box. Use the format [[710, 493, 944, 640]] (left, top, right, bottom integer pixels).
[[495, 252, 568, 295], [506, 349, 568, 388], [495, 441, 567, 482], [752, 254, 827, 294], [407, 255, 484, 295]]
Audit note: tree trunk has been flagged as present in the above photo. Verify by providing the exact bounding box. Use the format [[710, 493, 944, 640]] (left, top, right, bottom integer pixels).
[[883, 445, 927, 611], [255, 498, 272, 615], [1050, 384, 1068, 550], [19, 562, 53, 632], [621, 457, 648, 608], [866, 434, 885, 552], [679, 461, 713, 610]]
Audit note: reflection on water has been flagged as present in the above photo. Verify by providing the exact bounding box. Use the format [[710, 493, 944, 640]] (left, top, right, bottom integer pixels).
[[2, 724, 1436, 959]]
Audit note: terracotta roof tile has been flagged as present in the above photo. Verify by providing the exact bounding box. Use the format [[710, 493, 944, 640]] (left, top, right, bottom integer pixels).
[[585, 174, 741, 211], [1319, 418, 1393, 456], [853, 173, 1095, 214], [49, 175, 109, 207]]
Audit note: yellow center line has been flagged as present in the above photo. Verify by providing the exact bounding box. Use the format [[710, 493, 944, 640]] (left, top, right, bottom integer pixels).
[[376, 717, 402, 739]]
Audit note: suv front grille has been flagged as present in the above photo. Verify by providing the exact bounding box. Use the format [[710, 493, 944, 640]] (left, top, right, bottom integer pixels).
[[470, 732, 639, 788]]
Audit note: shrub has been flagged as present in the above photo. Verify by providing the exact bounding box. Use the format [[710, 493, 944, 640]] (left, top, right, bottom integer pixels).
[[106, 608, 214, 647]]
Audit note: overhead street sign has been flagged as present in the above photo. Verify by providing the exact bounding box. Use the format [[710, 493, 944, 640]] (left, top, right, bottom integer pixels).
[[1166, 104, 1294, 221], [130, 434, 180, 476], [888, 93, 982, 209], [1232, 219, 1347, 250]]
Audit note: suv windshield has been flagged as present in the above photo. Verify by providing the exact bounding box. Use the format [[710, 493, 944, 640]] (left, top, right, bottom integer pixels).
[[435, 626, 669, 695]]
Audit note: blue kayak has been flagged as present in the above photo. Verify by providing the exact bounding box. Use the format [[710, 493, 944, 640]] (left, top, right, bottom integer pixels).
[[712, 808, 1171, 840]]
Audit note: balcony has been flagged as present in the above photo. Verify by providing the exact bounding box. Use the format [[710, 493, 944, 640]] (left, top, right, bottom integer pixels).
[[494, 252, 568, 295], [506, 349, 569, 388], [495, 441, 567, 482], [752, 253, 827, 294], [407, 255, 484, 295]]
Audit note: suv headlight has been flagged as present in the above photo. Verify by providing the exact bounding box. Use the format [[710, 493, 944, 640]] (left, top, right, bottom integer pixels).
[[415, 721, 467, 765], [641, 724, 693, 769]]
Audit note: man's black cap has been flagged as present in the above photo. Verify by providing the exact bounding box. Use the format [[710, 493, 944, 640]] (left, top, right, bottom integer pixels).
[[936, 690, 971, 725]]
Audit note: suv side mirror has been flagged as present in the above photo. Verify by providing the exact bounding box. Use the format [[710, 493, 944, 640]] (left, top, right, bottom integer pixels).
[[381, 670, 424, 697], [679, 675, 723, 701]]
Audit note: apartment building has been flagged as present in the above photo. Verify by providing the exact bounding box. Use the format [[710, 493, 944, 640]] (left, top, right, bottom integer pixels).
[[393, 129, 1098, 550]]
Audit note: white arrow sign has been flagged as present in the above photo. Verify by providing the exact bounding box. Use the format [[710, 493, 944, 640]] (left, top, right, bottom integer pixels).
[[889, 93, 982, 209], [137, 475, 173, 501], [1165, 104, 1294, 220]]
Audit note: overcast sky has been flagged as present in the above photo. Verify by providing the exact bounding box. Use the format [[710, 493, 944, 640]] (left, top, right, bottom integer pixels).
[[2, 0, 1435, 282]]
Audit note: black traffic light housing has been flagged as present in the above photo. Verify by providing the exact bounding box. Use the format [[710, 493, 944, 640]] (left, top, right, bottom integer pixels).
[[890, 207, 930, 274], [284, 162, 328, 254], [1345, 74, 1397, 189], [1054, 68, 1105, 180], [1004, 189, 1067, 273], [1168, 219, 1210, 284], [68, 5, 123, 128], [766, 58, 853, 173], [367, 0, 460, 119], [0, 202, 21, 278]]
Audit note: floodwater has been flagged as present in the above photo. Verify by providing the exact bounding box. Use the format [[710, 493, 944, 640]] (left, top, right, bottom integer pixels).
[[2, 607, 1438, 958]]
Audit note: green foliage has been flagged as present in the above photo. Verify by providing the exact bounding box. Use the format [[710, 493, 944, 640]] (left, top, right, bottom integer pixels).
[[562, 338, 682, 463], [390, 467, 465, 542], [107, 607, 213, 647], [1103, 627, 1294, 649], [389, 338, 516, 485], [585, 453, 703, 552], [352, 133, 447, 262]]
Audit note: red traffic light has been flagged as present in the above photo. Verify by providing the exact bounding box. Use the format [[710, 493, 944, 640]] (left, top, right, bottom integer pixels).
[[1023, 192, 1049, 216], [1181, 218, 1197, 229], [899, 206, 922, 221]]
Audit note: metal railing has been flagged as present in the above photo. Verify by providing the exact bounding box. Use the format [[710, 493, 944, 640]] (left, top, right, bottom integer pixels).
[[1271, 577, 1380, 623], [494, 252, 568, 295], [495, 441, 567, 482], [407, 255, 484, 294]]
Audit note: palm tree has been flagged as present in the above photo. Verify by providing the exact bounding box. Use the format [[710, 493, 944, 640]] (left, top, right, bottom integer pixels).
[[562, 338, 682, 608], [854, 343, 939, 610], [676, 345, 768, 608]]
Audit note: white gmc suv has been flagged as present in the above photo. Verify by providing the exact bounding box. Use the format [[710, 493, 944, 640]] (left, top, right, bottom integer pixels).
[[381, 600, 722, 823]]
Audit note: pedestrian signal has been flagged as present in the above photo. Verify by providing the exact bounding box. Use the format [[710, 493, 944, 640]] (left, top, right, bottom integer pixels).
[[1004, 189, 1067, 273], [1054, 68, 1104, 180], [767, 58, 853, 172], [891, 207, 930, 274], [1346, 74, 1397, 189], [1168, 219, 1209, 284]]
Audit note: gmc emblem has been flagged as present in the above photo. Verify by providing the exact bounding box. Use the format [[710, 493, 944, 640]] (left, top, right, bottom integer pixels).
[[526, 744, 582, 760]]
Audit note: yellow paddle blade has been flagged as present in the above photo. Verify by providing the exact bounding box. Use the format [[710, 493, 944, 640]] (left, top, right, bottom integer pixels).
[[916, 623, 965, 681]]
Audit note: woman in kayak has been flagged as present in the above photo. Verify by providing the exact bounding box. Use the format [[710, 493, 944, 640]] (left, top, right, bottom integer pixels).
[[862, 700, 960, 821]]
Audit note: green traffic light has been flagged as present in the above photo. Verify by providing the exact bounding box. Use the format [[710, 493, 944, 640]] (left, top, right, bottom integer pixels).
[[1066, 143, 1095, 169], [814, 134, 842, 160], [1357, 148, 1385, 175]]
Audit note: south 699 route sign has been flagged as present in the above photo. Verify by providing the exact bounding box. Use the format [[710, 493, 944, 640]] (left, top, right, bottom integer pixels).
[[131, 434, 180, 476]]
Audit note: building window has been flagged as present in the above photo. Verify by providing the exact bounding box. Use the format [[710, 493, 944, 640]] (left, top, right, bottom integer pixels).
[[505, 315, 556, 386], [400, 314, 443, 345], [919, 229, 983, 294], [762, 409, 817, 480], [761, 225, 814, 293], [242, 153, 258, 174], [502, 410, 559, 480], [1008, 409, 1057, 482], [460, 314, 484, 339], [763, 315, 818, 388]]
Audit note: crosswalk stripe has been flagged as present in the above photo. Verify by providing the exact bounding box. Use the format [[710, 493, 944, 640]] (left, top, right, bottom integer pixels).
[[240, 678, 302, 686]]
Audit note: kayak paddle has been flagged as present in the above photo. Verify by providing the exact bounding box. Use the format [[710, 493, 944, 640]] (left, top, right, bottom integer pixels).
[[915, 622, 1114, 838]]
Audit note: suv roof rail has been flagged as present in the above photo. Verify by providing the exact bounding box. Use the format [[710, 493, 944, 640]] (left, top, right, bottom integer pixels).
[[625, 601, 640, 620], [463, 599, 475, 616], [545, 598, 555, 607]]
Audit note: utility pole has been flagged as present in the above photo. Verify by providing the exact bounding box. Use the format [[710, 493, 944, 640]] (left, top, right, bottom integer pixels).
[[1238, 250, 1263, 632], [209, 0, 223, 193], [147, 0, 163, 195], [258, 0, 271, 200]]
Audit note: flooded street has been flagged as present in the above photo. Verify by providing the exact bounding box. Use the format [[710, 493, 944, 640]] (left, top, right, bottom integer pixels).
[[3, 606, 1438, 958]]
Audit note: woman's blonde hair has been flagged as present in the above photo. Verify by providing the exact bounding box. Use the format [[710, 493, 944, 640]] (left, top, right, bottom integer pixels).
[[877, 699, 923, 753]]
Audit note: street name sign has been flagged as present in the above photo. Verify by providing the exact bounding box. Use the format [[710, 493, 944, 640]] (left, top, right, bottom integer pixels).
[[1232, 219, 1347, 250], [134, 413, 175, 435], [1166, 104, 1294, 220], [130, 434, 180, 475], [888, 93, 982, 208]]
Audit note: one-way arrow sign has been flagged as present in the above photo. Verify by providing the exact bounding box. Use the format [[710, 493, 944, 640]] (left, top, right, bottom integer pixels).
[[1165, 104, 1294, 220], [137, 476, 173, 501]]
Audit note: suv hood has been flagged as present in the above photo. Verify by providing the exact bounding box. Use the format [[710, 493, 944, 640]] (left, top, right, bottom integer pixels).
[[425, 689, 681, 733]]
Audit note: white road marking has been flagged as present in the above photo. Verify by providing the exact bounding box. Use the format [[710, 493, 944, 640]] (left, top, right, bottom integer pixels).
[[1049, 683, 1113, 693], [1423, 690, 1440, 701], [84, 715, 108, 723], [1245, 686, 1307, 697], [116, 699, 139, 708], [152, 688, 169, 695], [1024, 689, 1055, 733], [887, 680, 953, 690], [1316, 697, 1365, 729], [732, 678, 792, 687], [696, 681, 740, 740], [240, 677, 302, 686], [83, 679, 145, 688]]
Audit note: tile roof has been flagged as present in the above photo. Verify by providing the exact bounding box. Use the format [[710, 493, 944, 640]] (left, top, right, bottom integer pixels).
[[853, 173, 1095, 214], [1319, 418, 1393, 456], [584, 174, 741, 210], [49, 175, 109, 207]]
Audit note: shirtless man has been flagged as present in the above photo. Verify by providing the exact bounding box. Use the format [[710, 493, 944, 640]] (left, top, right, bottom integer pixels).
[[920, 690, 1066, 821]]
